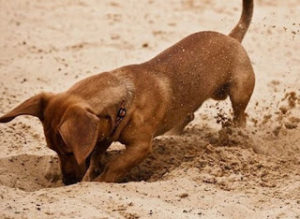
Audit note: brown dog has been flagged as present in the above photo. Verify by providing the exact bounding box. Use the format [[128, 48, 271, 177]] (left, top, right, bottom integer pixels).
[[0, 0, 254, 184]]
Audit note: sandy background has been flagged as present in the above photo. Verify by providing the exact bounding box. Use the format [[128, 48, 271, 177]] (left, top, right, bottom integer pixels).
[[0, 0, 299, 218]]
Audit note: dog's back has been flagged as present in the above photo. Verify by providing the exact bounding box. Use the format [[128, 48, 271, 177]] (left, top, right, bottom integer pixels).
[[138, 0, 254, 130]]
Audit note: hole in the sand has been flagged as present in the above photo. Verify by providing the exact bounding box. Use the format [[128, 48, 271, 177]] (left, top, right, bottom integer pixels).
[[82, 125, 257, 183], [120, 126, 211, 182], [0, 125, 260, 190], [0, 154, 62, 192]]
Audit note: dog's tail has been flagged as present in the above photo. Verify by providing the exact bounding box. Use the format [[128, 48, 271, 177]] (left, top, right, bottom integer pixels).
[[229, 0, 253, 42]]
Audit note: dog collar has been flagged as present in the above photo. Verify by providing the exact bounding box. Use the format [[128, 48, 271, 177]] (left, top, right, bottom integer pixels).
[[111, 101, 126, 136], [116, 105, 126, 123]]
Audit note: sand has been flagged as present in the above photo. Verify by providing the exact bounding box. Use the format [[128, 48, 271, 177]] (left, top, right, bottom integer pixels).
[[0, 0, 299, 218]]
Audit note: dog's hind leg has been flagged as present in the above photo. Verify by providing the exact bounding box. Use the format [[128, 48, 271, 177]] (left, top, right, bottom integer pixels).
[[229, 64, 255, 127]]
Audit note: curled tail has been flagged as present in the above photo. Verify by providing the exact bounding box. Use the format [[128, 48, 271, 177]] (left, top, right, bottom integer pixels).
[[229, 0, 254, 42]]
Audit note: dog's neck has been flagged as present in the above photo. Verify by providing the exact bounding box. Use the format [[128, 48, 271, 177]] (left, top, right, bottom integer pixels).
[[96, 72, 135, 139]]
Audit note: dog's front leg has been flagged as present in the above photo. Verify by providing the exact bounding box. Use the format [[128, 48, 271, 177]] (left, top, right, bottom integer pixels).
[[94, 140, 152, 182], [82, 142, 110, 182]]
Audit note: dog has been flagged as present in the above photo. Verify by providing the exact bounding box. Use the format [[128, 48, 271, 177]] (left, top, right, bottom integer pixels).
[[0, 0, 255, 185]]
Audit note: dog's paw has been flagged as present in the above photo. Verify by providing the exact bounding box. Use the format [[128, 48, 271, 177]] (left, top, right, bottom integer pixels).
[[82, 173, 93, 182]]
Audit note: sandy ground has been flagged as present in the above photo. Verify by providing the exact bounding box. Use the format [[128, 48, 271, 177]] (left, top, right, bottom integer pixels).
[[0, 0, 299, 218]]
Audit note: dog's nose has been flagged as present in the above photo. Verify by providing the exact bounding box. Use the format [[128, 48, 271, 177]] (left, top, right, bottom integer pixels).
[[63, 177, 79, 185]]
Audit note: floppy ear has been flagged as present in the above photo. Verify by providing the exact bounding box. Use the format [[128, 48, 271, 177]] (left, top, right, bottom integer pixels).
[[0, 93, 50, 123], [59, 105, 100, 165]]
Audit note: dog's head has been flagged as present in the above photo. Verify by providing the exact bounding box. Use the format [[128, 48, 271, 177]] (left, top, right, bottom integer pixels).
[[0, 92, 110, 185]]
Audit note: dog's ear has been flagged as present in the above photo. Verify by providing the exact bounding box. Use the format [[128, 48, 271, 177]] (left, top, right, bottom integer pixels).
[[59, 105, 100, 165], [0, 93, 51, 123]]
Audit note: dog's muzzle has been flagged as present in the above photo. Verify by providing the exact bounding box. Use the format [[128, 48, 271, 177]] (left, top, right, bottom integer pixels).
[[63, 176, 80, 185]]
